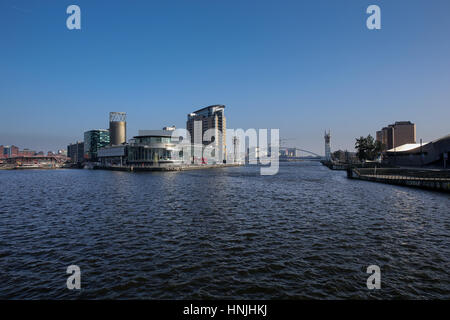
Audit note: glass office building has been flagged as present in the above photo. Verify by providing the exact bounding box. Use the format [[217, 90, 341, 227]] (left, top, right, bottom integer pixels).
[[186, 105, 226, 163], [84, 129, 110, 161], [127, 130, 185, 165]]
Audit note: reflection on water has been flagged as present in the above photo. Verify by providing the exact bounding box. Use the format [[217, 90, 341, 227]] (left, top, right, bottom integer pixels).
[[0, 162, 449, 299]]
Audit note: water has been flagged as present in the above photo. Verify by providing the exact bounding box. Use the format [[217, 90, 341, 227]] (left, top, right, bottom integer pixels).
[[0, 162, 449, 299]]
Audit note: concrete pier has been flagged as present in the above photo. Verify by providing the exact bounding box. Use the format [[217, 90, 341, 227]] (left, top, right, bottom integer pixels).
[[347, 167, 450, 193]]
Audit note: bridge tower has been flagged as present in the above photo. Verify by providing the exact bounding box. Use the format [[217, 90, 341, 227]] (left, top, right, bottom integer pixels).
[[324, 130, 331, 161]]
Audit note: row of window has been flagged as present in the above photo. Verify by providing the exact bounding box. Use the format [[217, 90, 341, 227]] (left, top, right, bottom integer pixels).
[[128, 147, 183, 162], [135, 137, 175, 144]]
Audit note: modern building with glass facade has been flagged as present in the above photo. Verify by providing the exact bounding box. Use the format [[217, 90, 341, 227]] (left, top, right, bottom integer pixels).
[[84, 129, 110, 161], [127, 129, 185, 166], [67, 141, 85, 164], [186, 105, 226, 163]]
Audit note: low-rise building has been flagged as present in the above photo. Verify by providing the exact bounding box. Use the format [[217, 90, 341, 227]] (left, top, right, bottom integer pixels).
[[127, 129, 185, 166], [98, 127, 190, 167], [97, 145, 127, 166], [19, 149, 37, 157], [1, 145, 19, 158], [385, 134, 450, 168]]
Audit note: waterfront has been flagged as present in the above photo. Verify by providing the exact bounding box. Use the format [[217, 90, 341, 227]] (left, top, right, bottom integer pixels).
[[0, 162, 449, 299]]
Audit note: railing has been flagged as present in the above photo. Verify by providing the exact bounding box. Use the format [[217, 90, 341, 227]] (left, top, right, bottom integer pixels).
[[354, 168, 450, 182]]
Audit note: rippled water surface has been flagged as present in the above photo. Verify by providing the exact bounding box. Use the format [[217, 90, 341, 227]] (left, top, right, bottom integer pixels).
[[1, 162, 449, 299]]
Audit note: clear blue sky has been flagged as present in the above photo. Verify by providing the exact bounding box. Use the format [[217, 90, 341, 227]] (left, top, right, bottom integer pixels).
[[1, 0, 449, 155]]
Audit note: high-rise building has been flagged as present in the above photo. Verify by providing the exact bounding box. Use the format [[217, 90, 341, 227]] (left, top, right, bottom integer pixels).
[[67, 141, 85, 164], [376, 126, 392, 150], [186, 105, 226, 163], [376, 121, 416, 150], [376, 130, 383, 145], [84, 130, 110, 161], [392, 121, 416, 147]]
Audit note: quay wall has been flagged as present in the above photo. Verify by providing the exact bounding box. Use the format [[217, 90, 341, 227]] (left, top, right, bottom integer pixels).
[[93, 163, 244, 172], [347, 168, 450, 193]]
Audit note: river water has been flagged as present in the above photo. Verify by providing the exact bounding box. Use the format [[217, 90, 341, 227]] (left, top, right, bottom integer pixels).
[[0, 162, 449, 299]]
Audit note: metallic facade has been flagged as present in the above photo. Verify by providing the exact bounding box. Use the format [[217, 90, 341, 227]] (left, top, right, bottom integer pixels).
[[109, 112, 127, 145]]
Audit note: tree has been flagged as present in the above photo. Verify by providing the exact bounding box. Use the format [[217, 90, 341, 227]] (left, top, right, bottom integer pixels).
[[355, 136, 368, 161], [355, 134, 384, 162], [374, 140, 384, 157]]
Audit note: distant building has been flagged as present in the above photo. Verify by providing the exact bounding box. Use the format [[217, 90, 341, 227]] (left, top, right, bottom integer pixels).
[[68, 142, 84, 164], [376, 121, 416, 150], [11, 145, 19, 157], [332, 150, 358, 163], [280, 148, 301, 158], [84, 130, 110, 161], [1, 145, 19, 158], [376, 130, 383, 145], [332, 150, 346, 162], [163, 125, 176, 131], [19, 149, 36, 157], [187, 105, 226, 163], [246, 146, 260, 163], [6, 155, 63, 168], [231, 136, 241, 163]]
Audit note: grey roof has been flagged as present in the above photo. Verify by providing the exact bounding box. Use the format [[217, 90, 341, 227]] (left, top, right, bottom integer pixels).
[[191, 104, 225, 114], [136, 130, 179, 138]]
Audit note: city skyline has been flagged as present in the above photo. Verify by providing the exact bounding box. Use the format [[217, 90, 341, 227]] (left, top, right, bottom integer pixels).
[[1, 0, 450, 154]]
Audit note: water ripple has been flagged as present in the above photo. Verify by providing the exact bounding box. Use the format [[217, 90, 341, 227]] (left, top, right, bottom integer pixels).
[[0, 162, 449, 299]]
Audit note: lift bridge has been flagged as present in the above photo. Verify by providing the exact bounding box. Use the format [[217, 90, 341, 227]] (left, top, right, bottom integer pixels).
[[279, 147, 324, 161], [278, 138, 325, 161]]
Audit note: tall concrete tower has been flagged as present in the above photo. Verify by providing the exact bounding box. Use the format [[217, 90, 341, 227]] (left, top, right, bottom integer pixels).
[[324, 130, 331, 161], [109, 112, 126, 145]]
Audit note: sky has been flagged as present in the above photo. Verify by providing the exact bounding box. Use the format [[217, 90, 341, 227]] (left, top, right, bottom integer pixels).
[[0, 0, 449, 155]]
